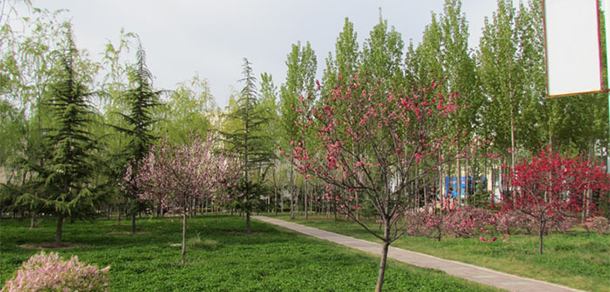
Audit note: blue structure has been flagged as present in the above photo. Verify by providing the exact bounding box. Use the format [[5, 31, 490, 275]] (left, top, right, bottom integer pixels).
[[444, 176, 486, 198]]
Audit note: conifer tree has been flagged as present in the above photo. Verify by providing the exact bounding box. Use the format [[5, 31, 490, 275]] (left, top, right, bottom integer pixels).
[[41, 23, 97, 246], [119, 40, 163, 234], [224, 58, 275, 233]]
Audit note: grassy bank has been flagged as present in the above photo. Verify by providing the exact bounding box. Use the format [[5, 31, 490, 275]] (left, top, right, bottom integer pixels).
[[1, 215, 501, 291], [267, 213, 610, 292]]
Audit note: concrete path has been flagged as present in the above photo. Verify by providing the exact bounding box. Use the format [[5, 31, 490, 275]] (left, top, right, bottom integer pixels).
[[253, 216, 587, 292]]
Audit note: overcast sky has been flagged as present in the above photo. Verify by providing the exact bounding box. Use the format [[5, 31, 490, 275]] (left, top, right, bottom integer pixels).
[[21, 0, 499, 108]]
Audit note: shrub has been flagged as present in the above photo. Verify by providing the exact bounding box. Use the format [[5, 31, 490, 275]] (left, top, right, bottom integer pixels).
[[406, 206, 497, 240], [547, 216, 577, 234], [443, 207, 494, 238], [495, 210, 577, 235], [1, 251, 110, 292], [405, 210, 443, 241], [583, 216, 610, 235], [495, 211, 535, 235], [187, 233, 221, 250]]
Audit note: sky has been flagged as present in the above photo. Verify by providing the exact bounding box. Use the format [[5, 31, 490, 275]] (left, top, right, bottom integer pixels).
[[17, 0, 499, 108]]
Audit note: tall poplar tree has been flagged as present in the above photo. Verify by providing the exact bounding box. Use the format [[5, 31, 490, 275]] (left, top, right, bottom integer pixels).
[[478, 0, 525, 178], [323, 17, 360, 92], [280, 41, 317, 218], [360, 11, 404, 87], [259, 72, 283, 214], [407, 0, 480, 203]]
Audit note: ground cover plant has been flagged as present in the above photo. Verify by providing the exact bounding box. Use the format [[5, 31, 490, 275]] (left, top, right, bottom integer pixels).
[[270, 214, 610, 292], [1, 215, 502, 292]]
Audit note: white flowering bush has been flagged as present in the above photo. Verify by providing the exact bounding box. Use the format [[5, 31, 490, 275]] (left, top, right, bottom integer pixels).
[[1, 251, 110, 292]]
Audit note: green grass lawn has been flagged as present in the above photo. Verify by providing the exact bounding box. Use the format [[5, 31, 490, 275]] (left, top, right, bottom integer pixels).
[[0, 215, 502, 291], [268, 213, 610, 292]]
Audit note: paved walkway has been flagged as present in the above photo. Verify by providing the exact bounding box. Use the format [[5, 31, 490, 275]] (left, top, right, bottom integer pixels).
[[253, 216, 587, 292]]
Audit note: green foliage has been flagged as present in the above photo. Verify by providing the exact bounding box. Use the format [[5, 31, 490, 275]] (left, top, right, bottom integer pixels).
[[1, 216, 501, 292], [157, 74, 214, 144], [186, 232, 222, 250], [0, 101, 25, 169], [360, 10, 404, 87], [279, 41, 317, 148], [223, 58, 275, 169], [120, 40, 162, 165], [477, 0, 528, 159], [277, 214, 610, 292], [34, 23, 98, 221], [1, 8, 70, 220], [259, 72, 280, 142], [467, 180, 491, 208], [111, 39, 163, 233], [222, 58, 276, 231], [323, 17, 359, 94]]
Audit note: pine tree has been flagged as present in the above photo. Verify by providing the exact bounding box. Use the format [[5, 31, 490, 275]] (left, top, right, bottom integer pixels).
[[42, 23, 97, 246], [118, 40, 163, 234], [223, 58, 275, 233]]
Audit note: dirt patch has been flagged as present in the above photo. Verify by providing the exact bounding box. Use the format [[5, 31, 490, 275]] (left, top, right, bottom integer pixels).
[[106, 231, 152, 235], [19, 242, 85, 249], [228, 231, 264, 236]]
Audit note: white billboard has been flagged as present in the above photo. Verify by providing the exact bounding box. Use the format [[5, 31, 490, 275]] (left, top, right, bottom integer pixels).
[[544, 0, 604, 97]]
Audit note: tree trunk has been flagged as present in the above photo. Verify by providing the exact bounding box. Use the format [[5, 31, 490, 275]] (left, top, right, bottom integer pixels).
[[304, 180, 308, 219], [192, 198, 197, 218], [275, 190, 279, 216], [584, 139, 595, 221], [30, 212, 36, 229], [334, 199, 338, 221], [273, 168, 279, 216], [182, 207, 187, 264], [376, 241, 390, 292], [55, 215, 64, 247], [538, 220, 545, 255], [246, 212, 251, 234], [290, 165, 295, 219], [131, 213, 137, 234], [356, 190, 360, 221], [465, 159, 470, 204], [510, 97, 516, 205], [456, 123, 462, 206]]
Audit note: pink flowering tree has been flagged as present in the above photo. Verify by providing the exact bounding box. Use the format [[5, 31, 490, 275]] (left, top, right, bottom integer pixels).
[[282, 74, 459, 292], [127, 134, 240, 263], [503, 148, 610, 254]]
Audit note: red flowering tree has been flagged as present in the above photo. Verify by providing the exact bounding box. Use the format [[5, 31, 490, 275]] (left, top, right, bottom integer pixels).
[[126, 134, 240, 263], [504, 148, 609, 254], [282, 74, 458, 292]]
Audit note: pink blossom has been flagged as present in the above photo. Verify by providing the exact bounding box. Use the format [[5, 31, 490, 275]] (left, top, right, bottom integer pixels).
[[2, 252, 110, 292]]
